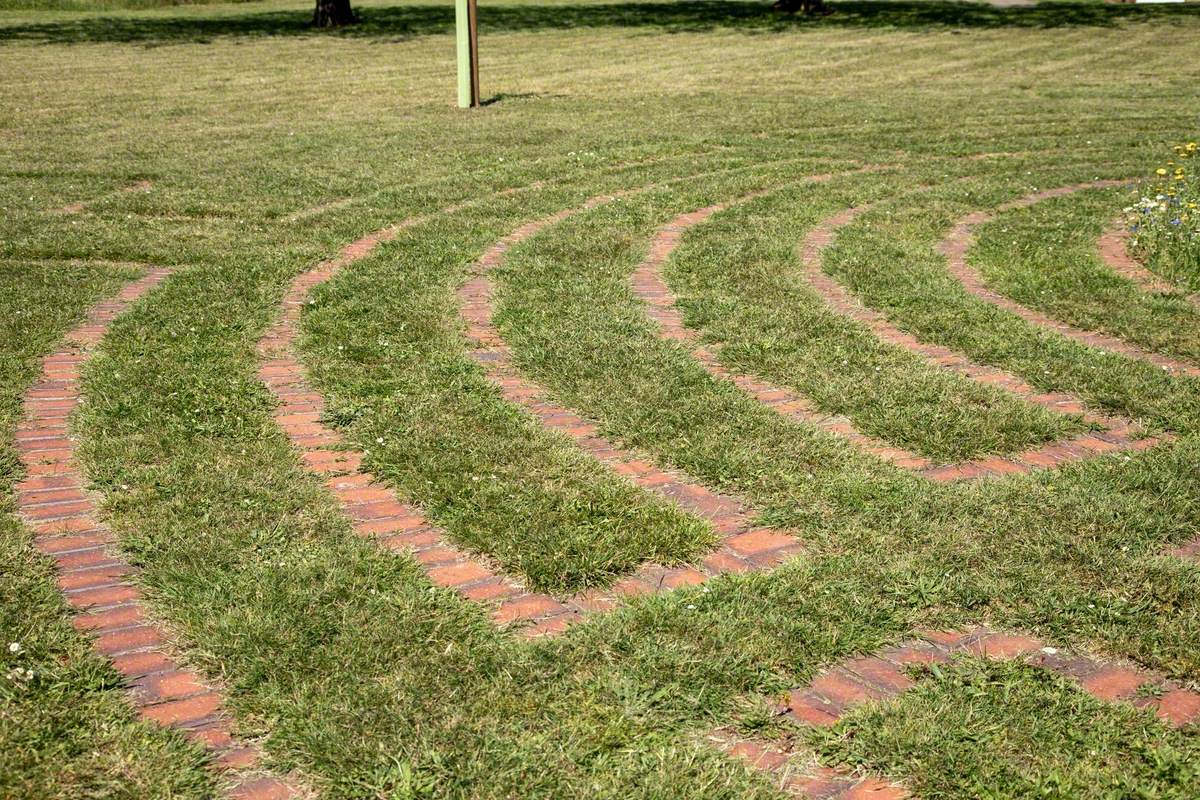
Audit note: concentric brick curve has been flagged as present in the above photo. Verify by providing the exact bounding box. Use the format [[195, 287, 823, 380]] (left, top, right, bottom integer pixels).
[[15, 268, 300, 800], [260, 191, 805, 639]]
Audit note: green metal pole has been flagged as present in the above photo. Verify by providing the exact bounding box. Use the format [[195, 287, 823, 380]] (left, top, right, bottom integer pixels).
[[456, 0, 471, 108]]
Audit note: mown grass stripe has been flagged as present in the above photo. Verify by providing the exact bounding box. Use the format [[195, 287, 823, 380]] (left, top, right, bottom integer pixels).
[[940, 180, 1200, 378], [51, 179, 152, 215], [14, 267, 299, 800]]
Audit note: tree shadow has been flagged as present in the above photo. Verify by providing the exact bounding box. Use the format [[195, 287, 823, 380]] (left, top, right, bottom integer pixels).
[[0, 1, 1195, 46]]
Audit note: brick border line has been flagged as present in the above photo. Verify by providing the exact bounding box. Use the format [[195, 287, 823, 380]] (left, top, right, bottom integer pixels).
[[716, 627, 1200, 798], [14, 269, 298, 800], [1098, 223, 1200, 312], [798, 204, 1169, 481], [939, 181, 1200, 378], [54, 179, 153, 215]]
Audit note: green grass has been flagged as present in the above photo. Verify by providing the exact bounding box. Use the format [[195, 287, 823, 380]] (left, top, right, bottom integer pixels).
[[809, 658, 1200, 798], [2, 0, 1200, 797], [974, 186, 1200, 364]]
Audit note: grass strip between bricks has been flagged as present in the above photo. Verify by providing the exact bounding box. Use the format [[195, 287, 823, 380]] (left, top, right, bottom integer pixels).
[[806, 658, 1200, 798]]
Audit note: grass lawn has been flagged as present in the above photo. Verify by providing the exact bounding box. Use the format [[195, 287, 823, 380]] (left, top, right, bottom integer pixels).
[[2, 0, 1199, 797]]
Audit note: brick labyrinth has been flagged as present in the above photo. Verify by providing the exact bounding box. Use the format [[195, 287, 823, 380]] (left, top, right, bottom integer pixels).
[[19, 174, 1200, 799], [260, 192, 803, 640]]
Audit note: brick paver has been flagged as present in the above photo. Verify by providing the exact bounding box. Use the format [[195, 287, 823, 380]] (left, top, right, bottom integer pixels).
[[14, 268, 299, 799]]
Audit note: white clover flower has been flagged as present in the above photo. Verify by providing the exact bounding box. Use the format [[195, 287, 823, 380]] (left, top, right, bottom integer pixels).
[[7, 642, 21, 654]]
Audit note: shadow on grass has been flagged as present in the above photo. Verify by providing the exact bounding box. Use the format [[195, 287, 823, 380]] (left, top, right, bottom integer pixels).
[[0, 1, 1196, 45]]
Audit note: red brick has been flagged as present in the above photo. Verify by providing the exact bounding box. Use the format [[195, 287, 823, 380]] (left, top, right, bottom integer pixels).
[[844, 777, 911, 799], [921, 629, 972, 649], [94, 624, 165, 655], [846, 657, 915, 694], [701, 549, 752, 575], [53, 546, 116, 570], [493, 595, 568, 624], [140, 692, 223, 727], [1155, 689, 1200, 727], [58, 563, 132, 591], [355, 515, 426, 536], [325, 472, 374, 491], [346, 500, 410, 521], [378, 530, 442, 552], [1079, 667, 1146, 701], [811, 669, 886, 707], [334, 486, 394, 505], [610, 576, 655, 598], [134, 670, 207, 702], [36, 531, 109, 554], [427, 560, 493, 588], [461, 577, 519, 602], [16, 475, 80, 492], [724, 739, 789, 771], [659, 567, 707, 589], [412, 547, 461, 566], [73, 603, 144, 631], [68, 583, 140, 609], [229, 777, 294, 800], [110, 649, 175, 679], [213, 746, 260, 770], [34, 515, 101, 536], [521, 614, 575, 638], [725, 528, 795, 557], [969, 632, 1042, 659], [786, 689, 842, 727], [17, 487, 87, 506], [185, 725, 234, 750]]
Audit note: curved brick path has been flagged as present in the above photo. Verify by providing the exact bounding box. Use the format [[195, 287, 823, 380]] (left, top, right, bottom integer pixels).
[[716, 627, 1200, 798], [940, 181, 1200, 378], [798, 204, 1169, 481], [631, 184, 941, 477], [15, 269, 298, 800], [632, 191, 1166, 482], [1098, 224, 1200, 312], [260, 193, 803, 639]]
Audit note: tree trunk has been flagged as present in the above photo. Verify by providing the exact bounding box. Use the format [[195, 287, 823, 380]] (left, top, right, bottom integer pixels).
[[312, 0, 357, 27], [773, 0, 829, 13]]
